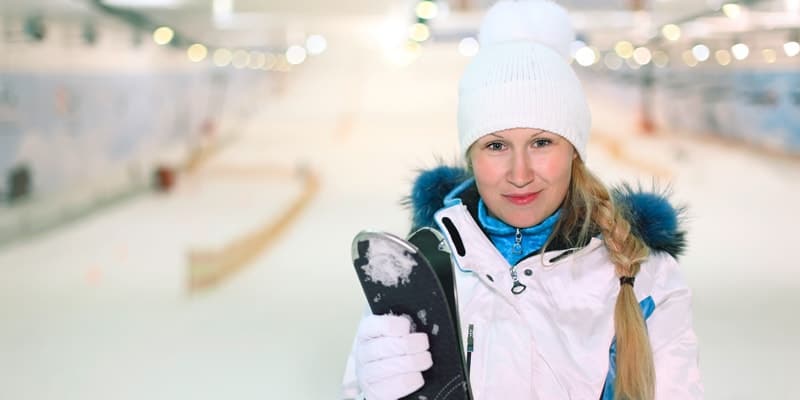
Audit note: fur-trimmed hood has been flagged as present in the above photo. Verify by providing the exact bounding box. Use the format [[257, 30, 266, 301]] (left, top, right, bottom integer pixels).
[[404, 165, 687, 258]]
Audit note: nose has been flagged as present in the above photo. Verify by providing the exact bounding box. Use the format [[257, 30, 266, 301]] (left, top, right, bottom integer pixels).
[[507, 151, 534, 188]]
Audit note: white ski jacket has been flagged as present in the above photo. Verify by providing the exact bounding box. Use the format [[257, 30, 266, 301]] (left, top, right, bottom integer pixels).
[[341, 168, 703, 399]]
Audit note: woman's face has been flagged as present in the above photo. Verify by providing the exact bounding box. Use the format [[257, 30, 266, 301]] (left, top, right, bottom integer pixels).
[[469, 127, 575, 228]]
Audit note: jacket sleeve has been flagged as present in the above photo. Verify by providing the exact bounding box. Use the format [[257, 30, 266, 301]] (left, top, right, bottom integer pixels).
[[645, 253, 704, 399]]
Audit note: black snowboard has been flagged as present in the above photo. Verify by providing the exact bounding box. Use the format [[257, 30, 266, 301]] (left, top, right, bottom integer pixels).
[[352, 229, 472, 400]]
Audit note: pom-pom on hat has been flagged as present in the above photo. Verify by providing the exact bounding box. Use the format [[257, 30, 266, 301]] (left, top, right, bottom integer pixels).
[[458, 0, 591, 161]]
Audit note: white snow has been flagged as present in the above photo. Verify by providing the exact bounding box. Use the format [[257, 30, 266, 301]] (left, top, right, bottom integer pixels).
[[0, 35, 798, 400], [361, 237, 417, 287], [417, 309, 428, 326], [398, 313, 417, 333]]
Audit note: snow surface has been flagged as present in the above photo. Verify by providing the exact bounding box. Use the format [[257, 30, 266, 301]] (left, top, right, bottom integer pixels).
[[0, 39, 797, 400]]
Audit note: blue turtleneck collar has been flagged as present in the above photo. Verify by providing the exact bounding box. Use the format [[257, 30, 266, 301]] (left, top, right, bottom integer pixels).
[[477, 199, 560, 266]]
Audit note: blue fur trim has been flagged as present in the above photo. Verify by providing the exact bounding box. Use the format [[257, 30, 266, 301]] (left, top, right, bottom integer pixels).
[[611, 183, 687, 258], [406, 166, 687, 258], [403, 165, 471, 232]]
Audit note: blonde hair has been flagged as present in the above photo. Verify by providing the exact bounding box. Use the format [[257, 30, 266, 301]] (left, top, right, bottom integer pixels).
[[546, 159, 655, 400]]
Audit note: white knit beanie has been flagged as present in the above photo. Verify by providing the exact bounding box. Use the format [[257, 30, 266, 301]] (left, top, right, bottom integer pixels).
[[458, 0, 592, 161]]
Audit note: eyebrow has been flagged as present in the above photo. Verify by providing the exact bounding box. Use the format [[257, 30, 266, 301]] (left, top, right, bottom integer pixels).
[[488, 129, 546, 140]]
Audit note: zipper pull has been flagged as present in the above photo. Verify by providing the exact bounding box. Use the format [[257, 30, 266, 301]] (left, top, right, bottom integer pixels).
[[511, 228, 523, 255], [510, 266, 527, 295]]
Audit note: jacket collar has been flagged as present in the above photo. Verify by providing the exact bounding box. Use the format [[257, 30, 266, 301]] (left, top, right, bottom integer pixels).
[[403, 165, 687, 258]]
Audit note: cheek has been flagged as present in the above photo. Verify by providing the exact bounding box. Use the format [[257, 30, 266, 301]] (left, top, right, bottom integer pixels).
[[534, 156, 572, 183], [471, 156, 503, 186]]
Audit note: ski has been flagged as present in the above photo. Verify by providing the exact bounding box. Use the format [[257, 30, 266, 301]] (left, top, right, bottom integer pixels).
[[352, 229, 472, 400]]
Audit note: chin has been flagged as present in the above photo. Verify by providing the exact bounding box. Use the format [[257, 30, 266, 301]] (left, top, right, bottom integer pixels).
[[505, 213, 544, 229]]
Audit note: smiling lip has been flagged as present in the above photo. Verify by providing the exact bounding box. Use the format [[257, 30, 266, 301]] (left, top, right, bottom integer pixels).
[[503, 192, 540, 205]]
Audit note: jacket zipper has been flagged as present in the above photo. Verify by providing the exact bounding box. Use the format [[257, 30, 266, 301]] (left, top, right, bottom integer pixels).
[[511, 228, 523, 254], [510, 265, 527, 294], [467, 324, 474, 374], [510, 228, 527, 294]]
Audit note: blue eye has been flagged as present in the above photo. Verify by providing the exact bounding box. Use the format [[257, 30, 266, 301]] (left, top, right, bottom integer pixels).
[[486, 142, 505, 151], [532, 138, 552, 148]]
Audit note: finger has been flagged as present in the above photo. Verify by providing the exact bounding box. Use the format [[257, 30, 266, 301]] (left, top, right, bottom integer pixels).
[[357, 314, 412, 341], [363, 372, 425, 400], [357, 333, 429, 364], [359, 351, 433, 384]]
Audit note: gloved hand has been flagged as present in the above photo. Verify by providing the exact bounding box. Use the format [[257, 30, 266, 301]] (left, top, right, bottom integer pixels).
[[355, 314, 433, 400]]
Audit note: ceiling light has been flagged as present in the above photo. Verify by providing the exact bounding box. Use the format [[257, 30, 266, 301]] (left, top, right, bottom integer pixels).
[[416, 1, 439, 20], [762, 49, 777, 63], [633, 47, 652, 65], [784, 41, 800, 57], [661, 24, 681, 41], [692, 44, 710, 62], [306, 35, 327, 55], [575, 47, 597, 66], [715, 49, 732, 65], [722, 3, 742, 19], [682, 50, 698, 66], [652, 50, 669, 67], [731, 42, 749, 60], [213, 48, 232, 66], [232, 49, 249, 68], [409, 23, 431, 42], [152, 26, 174, 45], [286, 46, 307, 65], [614, 41, 634, 59], [187, 44, 207, 62]]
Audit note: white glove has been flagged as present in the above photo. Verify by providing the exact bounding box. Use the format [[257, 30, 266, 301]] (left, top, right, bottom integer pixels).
[[355, 314, 433, 400]]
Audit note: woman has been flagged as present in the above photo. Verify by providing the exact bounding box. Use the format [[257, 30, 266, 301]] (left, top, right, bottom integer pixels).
[[341, 1, 702, 399]]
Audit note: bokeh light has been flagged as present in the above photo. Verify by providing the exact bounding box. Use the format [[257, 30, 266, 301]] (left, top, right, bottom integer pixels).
[[762, 48, 777, 63], [692, 44, 710, 62], [682, 50, 698, 66], [784, 41, 800, 57], [731, 42, 750, 60], [416, 1, 439, 20], [722, 3, 742, 19], [715, 49, 732, 65], [633, 47, 652, 65], [232, 49, 250, 68], [409, 23, 431, 42], [604, 52, 624, 70], [286, 45, 307, 65], [661, 24, 681, 41], [652, 50, 670, 67], [615, 41, 634, 59], [575, 46, 597, 66], [213, 48, 232, 66], [187, 44, 208, 62], [249, 51, 266, 69], [306, 35, 327, 55], [153, 26, 174, 45]]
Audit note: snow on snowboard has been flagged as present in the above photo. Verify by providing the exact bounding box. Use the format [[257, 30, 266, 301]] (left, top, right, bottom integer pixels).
[[351, 228, 472, 400]]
